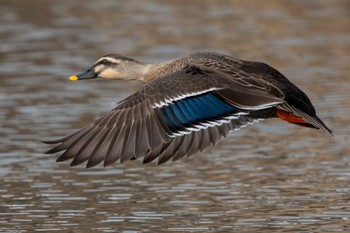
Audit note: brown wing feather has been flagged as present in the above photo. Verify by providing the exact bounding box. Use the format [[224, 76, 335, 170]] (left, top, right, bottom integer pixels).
[[44, 65, 284, 167]]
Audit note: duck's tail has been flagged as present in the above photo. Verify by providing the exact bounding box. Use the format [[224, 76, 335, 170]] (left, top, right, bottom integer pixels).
[[277, 103, 333, 136]]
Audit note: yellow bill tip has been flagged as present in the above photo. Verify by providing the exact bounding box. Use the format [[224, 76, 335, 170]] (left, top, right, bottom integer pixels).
[[69, 75, 78, 81]]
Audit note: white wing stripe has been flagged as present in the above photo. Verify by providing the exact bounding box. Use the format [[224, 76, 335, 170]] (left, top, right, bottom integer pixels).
[[152, 87, 221, 108], [167, 114, 252, 137]]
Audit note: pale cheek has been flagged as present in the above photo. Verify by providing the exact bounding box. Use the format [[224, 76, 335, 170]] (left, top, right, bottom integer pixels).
[[94, 65, 103, 73], [100, 69, 119, 79]]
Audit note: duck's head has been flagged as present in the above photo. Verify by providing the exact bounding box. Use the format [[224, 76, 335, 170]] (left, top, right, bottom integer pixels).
[[69, 54, 147, 81]]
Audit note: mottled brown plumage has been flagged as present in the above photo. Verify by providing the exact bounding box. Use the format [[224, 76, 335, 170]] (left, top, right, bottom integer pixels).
[[43, 52, 332, 167]]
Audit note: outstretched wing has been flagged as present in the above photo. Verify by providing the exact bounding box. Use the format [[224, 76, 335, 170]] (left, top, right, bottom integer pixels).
[[43, 65, 284, 167]]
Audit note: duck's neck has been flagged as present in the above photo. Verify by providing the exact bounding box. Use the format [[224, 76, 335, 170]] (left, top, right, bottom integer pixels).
[[140, 58, 187, 82]]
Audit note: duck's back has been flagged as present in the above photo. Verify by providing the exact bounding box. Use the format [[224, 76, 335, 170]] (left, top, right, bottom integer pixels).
[[180, 52, 331, 133]]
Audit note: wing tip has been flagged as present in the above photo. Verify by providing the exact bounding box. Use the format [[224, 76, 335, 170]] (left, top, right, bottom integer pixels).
[[56, 156, 67, 162], [44, 146, 64, 154], [41, 138, 64, 145]]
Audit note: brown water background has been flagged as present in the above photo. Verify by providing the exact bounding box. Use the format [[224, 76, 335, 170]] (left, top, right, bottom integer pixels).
[[0, 0, 349, 232]]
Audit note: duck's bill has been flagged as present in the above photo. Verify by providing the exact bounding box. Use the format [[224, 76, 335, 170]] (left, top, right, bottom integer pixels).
[[69, 69, 98, 81]]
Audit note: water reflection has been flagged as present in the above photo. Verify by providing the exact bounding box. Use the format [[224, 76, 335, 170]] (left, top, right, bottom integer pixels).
[[1, 0, 349, 232]]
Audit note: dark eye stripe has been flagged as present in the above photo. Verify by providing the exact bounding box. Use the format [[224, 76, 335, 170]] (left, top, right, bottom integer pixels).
[[98, 59, 119, 66], [100, 59, 111, 65]]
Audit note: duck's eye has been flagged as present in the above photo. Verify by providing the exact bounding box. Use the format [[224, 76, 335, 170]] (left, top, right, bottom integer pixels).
[[100, 59, 110, 65]]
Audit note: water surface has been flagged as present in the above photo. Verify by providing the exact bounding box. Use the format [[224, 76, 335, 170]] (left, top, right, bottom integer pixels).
[[0, 0, 349, 232]]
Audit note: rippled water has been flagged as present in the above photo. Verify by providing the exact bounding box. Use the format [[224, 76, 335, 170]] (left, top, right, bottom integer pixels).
[[1, 0, 349, 232]]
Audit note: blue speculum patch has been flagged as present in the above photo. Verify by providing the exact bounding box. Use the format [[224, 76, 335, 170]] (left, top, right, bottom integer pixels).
[[161, 92, 239, 131]]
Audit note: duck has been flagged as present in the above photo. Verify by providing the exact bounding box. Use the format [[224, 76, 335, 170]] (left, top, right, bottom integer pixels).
[[43, 52, 332, 168]]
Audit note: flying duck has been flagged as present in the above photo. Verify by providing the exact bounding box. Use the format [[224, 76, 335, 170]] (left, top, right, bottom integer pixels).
[[43, 52, 332, 167]]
